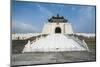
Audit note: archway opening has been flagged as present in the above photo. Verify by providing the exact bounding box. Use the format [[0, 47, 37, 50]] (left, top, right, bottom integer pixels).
[[55, 27, 61, 33]]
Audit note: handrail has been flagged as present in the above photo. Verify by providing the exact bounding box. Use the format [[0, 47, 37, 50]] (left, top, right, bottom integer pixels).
[[64, 34, 89, 51]]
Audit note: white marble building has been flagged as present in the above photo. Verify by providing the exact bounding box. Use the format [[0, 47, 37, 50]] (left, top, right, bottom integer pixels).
[[22, 14, 90, 52], [42, 14, 73, 34]]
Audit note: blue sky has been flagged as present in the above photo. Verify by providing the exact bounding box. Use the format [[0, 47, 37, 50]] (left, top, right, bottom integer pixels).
[[12, 1, 96, 33]]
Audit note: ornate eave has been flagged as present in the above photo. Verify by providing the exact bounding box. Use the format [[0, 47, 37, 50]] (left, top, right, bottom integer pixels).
[[48, 14, 68, 23]]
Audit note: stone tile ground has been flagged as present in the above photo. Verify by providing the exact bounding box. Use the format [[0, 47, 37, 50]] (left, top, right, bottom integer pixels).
[[11, 44, 96, 66]]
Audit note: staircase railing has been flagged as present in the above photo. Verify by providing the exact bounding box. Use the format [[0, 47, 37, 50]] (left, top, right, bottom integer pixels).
[[64, 34, 89, 51]]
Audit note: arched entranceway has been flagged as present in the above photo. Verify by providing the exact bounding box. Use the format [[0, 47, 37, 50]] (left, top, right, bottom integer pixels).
[[55, 27, 61, 33]]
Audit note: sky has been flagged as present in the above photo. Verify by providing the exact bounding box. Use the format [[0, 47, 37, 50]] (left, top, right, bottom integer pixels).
[[12, 1, 96, 33]]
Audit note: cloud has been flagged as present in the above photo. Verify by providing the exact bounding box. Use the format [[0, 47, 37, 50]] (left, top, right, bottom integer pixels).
[[71, 7, 76, 11], [12, 21, 38, 33], [78, 6, 95, 20], [72, 6, 95, 33], [36, 4, 53, 18]]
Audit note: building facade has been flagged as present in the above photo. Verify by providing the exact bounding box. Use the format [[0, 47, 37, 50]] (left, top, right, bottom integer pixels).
[[42, 14, 73, 34]]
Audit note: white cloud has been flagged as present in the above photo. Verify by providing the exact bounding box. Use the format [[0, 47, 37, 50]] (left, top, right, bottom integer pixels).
[[78, 6, 94, 20], [73, 6, 95, 33], [36, 4, 53, 17], [12, 21, 38, 33], [71, 7, 76, 11]]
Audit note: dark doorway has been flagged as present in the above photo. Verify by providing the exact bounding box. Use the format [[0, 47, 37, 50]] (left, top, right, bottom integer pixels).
[[55, 27, 61, 33]]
